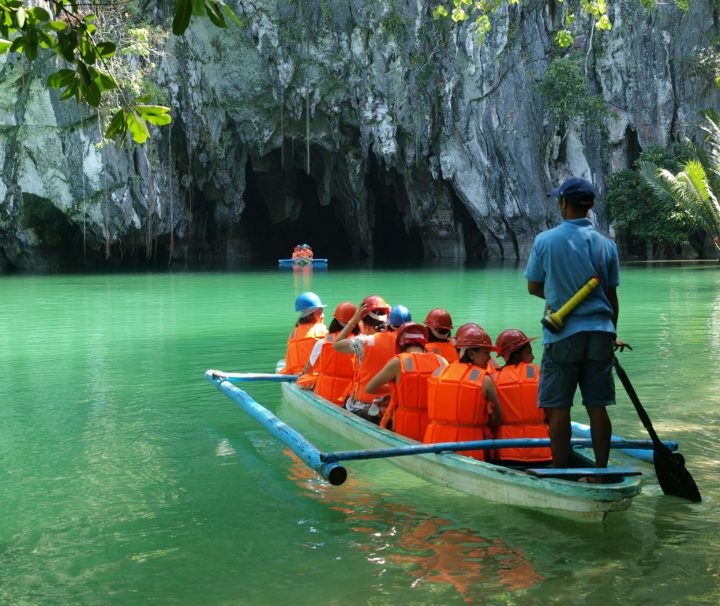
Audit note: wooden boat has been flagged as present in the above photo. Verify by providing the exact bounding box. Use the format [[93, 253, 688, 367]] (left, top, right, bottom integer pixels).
[[278, 257, 328, 268], [277, 369, 644, 521]]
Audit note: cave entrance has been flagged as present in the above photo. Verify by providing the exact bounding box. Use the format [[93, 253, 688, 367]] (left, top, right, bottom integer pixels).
[[367, 156, 424, 264], [243, 149, 354, 264], [452, 194, 488, 262]]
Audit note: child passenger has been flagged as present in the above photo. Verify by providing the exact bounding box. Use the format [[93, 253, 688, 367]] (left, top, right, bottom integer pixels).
[[492, 329, 551, 465]]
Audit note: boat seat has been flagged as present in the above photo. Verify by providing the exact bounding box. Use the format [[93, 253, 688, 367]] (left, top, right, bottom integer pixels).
[[526, 467, 642, 478]]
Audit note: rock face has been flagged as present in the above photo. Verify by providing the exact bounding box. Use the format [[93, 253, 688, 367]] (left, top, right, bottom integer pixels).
[[0, 1, 718, 270]]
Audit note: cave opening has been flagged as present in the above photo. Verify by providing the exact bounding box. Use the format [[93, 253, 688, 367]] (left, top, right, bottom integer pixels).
[[243, 148, 354, 264], [452, 194, 488, 262], [367, 155, 424, 264]]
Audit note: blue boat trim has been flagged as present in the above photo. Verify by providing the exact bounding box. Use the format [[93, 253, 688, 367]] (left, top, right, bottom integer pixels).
[[527, 467, 642, 478]]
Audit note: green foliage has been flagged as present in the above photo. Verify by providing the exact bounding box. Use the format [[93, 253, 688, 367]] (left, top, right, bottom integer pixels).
[[685, 42, 720, 88], [537, 57, 612, 127], [639, 116, 720, 254], [380, 10, 405, 38], [0, 0, 238, 144], [607, 125, 720, 256]]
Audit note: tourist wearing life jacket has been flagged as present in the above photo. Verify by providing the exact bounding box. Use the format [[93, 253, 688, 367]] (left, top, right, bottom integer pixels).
[[423, 323, 501, 462], [279, 291, 328, 375], [424, 308, 459, 363], [365, 322, 447, 441], [298, 302, 359, 404], [388, 305, 412, 332], [492, 329, 552, 464], [333, 295, 397, 423]]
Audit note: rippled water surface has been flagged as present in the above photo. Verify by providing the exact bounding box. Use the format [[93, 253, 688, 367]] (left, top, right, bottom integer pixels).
[[1, 265, 719, 605]]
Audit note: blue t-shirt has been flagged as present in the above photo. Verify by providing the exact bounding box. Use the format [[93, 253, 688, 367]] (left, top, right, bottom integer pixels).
[[524, 219, 619, 344]]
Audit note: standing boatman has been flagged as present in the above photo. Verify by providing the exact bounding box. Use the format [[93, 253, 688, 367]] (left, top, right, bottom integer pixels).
[[525, 177, 630, 472]]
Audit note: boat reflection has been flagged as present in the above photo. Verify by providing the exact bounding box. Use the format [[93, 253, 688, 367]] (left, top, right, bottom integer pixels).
[[284, 451, 543, 600]]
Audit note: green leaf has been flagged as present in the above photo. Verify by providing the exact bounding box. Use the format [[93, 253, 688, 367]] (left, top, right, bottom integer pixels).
[[94, 71, 117, 92], [127, 110, 150, 144], [555, 30, 574, 48], [79, 33, 95, 64], [28, 7, 50, 22], [221, 2, 243, 26], [56, 30, 77, 62], [24, 27, 38, 60], [47, 68, 76, 89], [172, 0, 192, 35], [0, 38, 11, 53], [95, 41, 116, 58], [596, 14, 612, 30], [16, 7, 25, 28], [81, 80, 101, 107], [46, 20, 68, 32], [205, 0, 227, 28], [432, 5, 449, 18], [191, 0, 207, 17], [136, 104, 172, 126], [37, 30, 54, 48], [105, 109, 128, 141]]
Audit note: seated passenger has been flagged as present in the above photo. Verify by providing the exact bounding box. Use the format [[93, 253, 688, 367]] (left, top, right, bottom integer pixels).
[[366, 322, 447, 441], [388, 305, 412, 332], [279, 291, 328, 375], [423, 323, 501, 462], [333, 295, 396, 424], [424, 308, 459, 363], [298, 302, 359, 405], [492, 329, 552, 465]]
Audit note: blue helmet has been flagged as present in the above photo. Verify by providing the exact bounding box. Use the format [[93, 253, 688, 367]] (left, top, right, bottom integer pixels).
[[389, 305, 412, 327], [294, 291, 326, 313]]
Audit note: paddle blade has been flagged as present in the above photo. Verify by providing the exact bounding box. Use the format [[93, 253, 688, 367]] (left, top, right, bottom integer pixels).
[[653, 446, 702, 502]]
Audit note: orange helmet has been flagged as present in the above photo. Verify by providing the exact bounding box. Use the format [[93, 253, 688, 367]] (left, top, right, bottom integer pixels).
[[333, 301, 357, 325], [395, 322, 428, 353], [361, 295, 391, 315], [495, 329, 536, 360], [454, 323, 496, 350], [424, 308, 453, 330]]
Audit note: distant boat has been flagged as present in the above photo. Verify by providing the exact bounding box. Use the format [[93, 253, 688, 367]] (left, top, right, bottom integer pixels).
[[278, 257, 328, 268]]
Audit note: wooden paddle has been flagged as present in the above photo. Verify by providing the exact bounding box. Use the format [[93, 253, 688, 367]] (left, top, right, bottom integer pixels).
[[613, 358, 701, 502]]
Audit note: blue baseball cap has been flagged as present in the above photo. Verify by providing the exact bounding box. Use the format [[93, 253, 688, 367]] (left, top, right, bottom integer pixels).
[[549, 177, 596, 204]]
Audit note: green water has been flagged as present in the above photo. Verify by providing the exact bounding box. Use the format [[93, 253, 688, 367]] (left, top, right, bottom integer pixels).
[[1, 265, 718, 605]]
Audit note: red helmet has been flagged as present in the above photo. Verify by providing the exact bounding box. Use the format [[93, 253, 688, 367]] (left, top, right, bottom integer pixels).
[[495, 329, 536, 360], [424, 308, 453, 330], [361, 295, 391, 314], [395, 322, 428, 353], [333, 301, 357, 325], [454, 323, 496, 350]]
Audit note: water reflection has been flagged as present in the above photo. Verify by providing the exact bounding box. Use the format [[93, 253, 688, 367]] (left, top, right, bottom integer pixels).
[[284, 454, 543, 602]]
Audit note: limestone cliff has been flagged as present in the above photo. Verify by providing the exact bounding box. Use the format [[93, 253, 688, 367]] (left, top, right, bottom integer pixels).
[[0, 0, 718, 270]]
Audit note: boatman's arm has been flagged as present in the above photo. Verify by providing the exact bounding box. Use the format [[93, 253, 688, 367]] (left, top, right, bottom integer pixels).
[[527, 281, 545, 299]]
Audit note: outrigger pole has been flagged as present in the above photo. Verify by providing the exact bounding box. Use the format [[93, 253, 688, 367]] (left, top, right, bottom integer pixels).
[[206, 371, 678, 486]]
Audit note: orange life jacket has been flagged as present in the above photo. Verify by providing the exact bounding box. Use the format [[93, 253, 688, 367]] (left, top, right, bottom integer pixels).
[[389, 352, 447, 441], [279, 321, 328, 375], [492, 363, 551, 462], [427, 341, 459, 363], [424, 362, 493, 461], [314, 334, 356, 406], [352, 331, 397, 404]]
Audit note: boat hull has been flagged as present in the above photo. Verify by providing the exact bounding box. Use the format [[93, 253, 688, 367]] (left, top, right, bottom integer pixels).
[[281, 380, 643, 520], [278, 258, 328, 268]]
